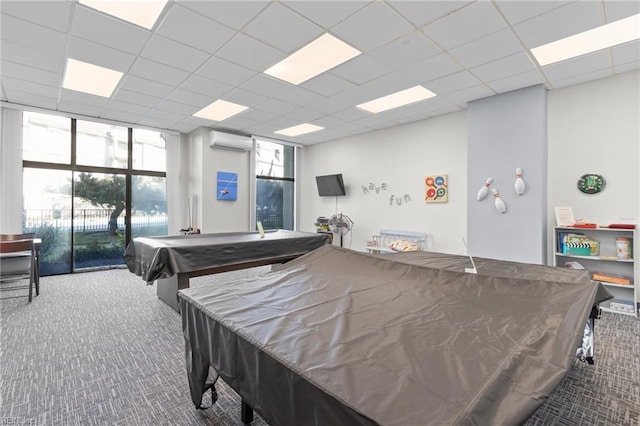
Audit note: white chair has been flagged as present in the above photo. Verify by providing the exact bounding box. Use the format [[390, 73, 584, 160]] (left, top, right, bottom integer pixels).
[[0, 236, 37, 303]]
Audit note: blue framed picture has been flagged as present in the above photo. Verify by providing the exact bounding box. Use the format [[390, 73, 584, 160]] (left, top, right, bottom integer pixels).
[[217, 171, 238, 201]]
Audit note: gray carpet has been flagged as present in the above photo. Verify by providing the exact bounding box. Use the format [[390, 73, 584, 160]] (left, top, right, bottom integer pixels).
[[1, 269, 639, 425]]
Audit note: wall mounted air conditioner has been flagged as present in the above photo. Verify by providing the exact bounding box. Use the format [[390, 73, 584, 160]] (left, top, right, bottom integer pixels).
[[209, 131, 252, 151]]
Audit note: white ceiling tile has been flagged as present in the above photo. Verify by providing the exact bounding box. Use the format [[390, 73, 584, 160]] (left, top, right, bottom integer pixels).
[[1, 14, 67, 57], [136, 116, 176, 129], [444, 84, 495, 105], [222, 87, 268, 107], [2, 89, 58, 109], [104, 100, 150, 116], [425, 71, 483, 95], [486, 69, 546, 93], [144, 108, 186, 122], [407, 95, 457, 114], [68, 36, 136, 73], [112, 88, 162, 108], [140, 34, 210, 72], [219, 114, 258, 129], [301, 73, 356, 97], [604, 0, 640, 22], [542, 50, 612, 83], [360, 71, 421, 97], [309, 115, 346, 129], [330, 86, 377, 105], [283, 107, 324, 123], [120, 75, 174, 98], [243, 2, 323, 53], [154, 99, 199, 115], [331, 121, 373, 135], [612, 40, 640, 66], [254, 98, 299, 115], [1, 61, 61, 87], [238, 108, 278, 123], [448, 29, 524, 68], [552, 68, 613, 89], [331, 2, 414, 51], [100, 109, 144, 124], [169, 122, 199, 133], [215, 33, 286, 72], [402, 53, 464, 84], [421, 2, 505, 49], [71, 5, 150, 55], [60, 89, 110, 107], [129, 58, 190, 86], [58, 100, 105, 117], [493, 1, 572, 25], [329, 106, 370, 122], [388, 0, 472, 28], [471, 52, 536, 83], [179, 74, 233, 99], [276, 86, 323, 107], [1, 0, 72, 32], [239, 74, 295, 98], [156, 5, 235, 54], [305, 96, 352, 115], [513, 1, 604, 49], [1, 76, 59, 98], [369, 31, 441, 69], [614, 61, 640, 74], [281, 1, 370, 29], [196, 56, 256, 86], [330, 54, 392, 85], [0, 40, 65, 73], [177, 0, 269, 31], [164, 88, 215, 108]]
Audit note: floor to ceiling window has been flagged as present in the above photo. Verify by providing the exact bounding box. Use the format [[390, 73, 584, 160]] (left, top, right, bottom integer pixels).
[[255, 139, 295, 231], [22, 111, 167, 275]]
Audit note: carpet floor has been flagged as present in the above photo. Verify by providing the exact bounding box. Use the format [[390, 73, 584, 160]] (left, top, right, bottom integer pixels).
[[1, 268, 638, 425]]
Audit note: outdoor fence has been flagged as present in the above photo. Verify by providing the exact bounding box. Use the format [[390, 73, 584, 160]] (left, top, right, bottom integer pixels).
[[23, 209, 167, 232]]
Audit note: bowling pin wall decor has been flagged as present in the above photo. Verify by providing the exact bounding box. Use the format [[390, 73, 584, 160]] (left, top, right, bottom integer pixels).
[[492, 188, 507, 213], [476, 177, 493, 201], [514, 168, 525, 195]]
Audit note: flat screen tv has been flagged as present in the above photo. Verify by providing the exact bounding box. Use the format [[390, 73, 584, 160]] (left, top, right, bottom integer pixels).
[[316, 174, 346, 197]]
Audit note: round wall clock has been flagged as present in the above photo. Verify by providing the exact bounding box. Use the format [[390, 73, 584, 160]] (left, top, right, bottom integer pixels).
[[577, 174, 606, 194]]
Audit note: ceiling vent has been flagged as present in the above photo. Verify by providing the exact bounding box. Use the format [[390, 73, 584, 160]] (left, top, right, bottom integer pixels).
[[209, 131, 252, 151]]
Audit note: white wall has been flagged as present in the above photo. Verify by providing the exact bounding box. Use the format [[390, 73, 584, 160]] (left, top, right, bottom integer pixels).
[[548, 70, 640, 253], [187, 127, 251, 233], [299, 111, 468, 255], [0, 108, 23, 233]]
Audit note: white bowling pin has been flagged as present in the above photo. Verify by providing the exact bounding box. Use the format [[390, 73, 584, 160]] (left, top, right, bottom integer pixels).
[[476, 177, 493, 201], [514, 168, 525, 195], [492, 188, 506, 213]]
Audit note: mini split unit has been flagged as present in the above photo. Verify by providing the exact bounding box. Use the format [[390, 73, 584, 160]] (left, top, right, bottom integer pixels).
[[209, 131, 253, 151]]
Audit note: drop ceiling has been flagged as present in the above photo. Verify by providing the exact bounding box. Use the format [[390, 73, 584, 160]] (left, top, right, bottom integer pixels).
[[1, 0, 638, 145]]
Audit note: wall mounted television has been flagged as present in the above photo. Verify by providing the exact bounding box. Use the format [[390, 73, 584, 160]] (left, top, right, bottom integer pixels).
[[315, 174, 346, 197]]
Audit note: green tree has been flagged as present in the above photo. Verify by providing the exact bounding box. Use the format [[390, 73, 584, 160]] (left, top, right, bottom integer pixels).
[[73, 174, 166, 235], [74, 173, 125, 235]]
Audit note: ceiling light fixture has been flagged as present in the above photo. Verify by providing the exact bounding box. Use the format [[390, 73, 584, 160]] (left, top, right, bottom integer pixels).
[[531, 14, 640, 66], [62, 58, 123, 97], [193, 100, 249, 121], [264, 33, 361, 85], [356, 86, 437, 114], [78, 0, 168, 30], [274, 123, 324, 137]]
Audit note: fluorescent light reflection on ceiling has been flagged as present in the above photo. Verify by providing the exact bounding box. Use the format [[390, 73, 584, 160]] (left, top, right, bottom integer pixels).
[[357, 85, 437, 114], [531, 14, 640, 66], [78, 0, 168, 29], [274, 123, 324, 137], [264, 33, 361, 85], [193, 100, 249, 121], [62, 58, 123, 97]]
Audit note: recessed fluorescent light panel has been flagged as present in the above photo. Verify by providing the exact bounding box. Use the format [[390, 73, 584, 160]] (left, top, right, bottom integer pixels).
[[274, 123, 324, 137], [193, 100, 249, 122], [264, 33, 361, 85], [62, 58, 123, 97], [79, 0, 167, 29], [532, 14, 640, 66], [357, 86, 437, 114]]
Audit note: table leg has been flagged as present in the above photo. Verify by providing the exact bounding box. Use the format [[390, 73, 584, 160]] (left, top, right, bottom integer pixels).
[[241, 399, 254, 425], [156, 273, 189, 312]]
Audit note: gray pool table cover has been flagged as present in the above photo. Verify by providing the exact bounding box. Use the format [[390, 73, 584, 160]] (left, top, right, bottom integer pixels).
[[179, 245, 609, 426]]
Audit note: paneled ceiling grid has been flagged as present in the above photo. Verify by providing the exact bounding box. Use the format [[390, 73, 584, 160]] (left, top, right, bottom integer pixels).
[[1, 0, 638, 145]]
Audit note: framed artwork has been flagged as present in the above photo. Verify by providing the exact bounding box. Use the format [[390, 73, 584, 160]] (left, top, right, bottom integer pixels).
[[425, 174, 448, 203], [217, 171, 238, 201]]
